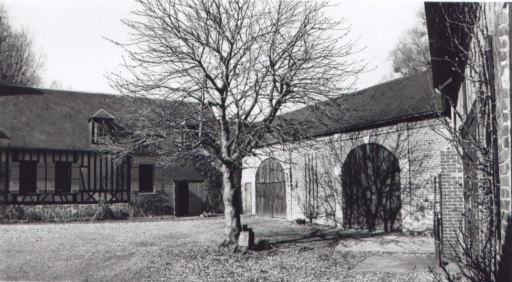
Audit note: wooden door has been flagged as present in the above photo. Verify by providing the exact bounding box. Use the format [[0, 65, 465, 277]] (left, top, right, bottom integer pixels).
[[256, 159, 286, 218], [188, 182, 202, 216]]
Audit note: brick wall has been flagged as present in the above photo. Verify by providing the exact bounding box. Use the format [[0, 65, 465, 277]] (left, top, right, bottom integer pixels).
[[497, 2, 511, 279], [439, 145, 464, 254], [242, 119, 453, 232]]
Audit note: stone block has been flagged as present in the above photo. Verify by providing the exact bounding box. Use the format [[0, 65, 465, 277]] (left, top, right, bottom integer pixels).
[[498, 24, 509, 37], [501, 199, 511, 211], [238, 230, 254, 248], [501, 51, 509, 62], [503, 125, 510, 135], [502, 100, 509, 112], [501, 175, 510, 186], [501, 188, 511, 199], [500, 35, 509, 49]]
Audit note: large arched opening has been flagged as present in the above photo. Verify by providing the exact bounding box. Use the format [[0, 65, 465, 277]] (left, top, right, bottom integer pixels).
[[342, 143, 401, 232], [255, 158, 287, 218]]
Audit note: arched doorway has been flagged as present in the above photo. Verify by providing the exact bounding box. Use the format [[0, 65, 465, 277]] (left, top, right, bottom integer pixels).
[[256, 158, 287, 218], [342, 143, 401, 232]]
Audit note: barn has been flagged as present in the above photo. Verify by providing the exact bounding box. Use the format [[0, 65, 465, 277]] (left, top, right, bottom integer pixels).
[[242, 71, 456, 233], [0, 83, 210, 219]]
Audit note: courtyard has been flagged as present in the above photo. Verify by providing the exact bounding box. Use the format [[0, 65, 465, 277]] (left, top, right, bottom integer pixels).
[[0, 215, 441, 281]]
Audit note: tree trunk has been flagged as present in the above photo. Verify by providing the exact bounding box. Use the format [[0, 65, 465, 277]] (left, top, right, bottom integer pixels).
[[221, 162, 242, 245]]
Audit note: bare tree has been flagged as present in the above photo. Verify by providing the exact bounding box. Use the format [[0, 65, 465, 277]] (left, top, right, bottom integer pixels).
[[298, 153, 320, 225], [0, 5, 44, 87], [107, 0, 364, 246], [388, 8, 430, 77]]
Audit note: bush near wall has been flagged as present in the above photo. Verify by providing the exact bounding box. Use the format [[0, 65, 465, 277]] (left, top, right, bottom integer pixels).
[[202, 166, 224, 214], [0, 202, 131, 223], [129, 191, 174, 217]]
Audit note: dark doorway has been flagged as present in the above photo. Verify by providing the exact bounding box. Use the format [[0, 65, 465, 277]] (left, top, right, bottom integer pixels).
[[255, 158, 287, 218], [175, 182, 203, 216], [342, 143, 401, 232], [175, 182, 189, 216]]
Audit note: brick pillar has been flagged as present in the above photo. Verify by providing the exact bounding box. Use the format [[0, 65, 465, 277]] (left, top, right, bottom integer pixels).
[[497, 4, 512, 280], [440, 147, 464, 255]]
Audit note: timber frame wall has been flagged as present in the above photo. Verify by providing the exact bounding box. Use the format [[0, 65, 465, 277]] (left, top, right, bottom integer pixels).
[[0, 148, 130, 205]]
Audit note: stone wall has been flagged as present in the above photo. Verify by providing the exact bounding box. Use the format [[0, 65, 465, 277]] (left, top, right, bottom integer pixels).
[[495, 2, 511, 278]]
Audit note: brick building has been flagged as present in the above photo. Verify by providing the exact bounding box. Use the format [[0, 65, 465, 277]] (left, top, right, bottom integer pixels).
[[0, 84, 210, 220], [425, 2, 512, 279], [242, 71, 454, 233]]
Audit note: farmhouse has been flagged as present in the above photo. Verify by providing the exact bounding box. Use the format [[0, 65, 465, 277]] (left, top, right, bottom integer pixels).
[[0, 83, 209, 219], [242, 71, 454, 233]]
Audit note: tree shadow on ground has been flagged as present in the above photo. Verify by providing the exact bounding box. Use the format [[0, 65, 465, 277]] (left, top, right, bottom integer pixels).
[[262, 226, 391, 249]]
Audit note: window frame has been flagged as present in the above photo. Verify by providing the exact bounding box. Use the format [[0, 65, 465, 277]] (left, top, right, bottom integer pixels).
[[92, 121, 109, 144]]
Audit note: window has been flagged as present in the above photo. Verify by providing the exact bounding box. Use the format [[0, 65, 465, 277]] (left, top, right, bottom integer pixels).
[[180, 122, 201, 143], [92, 122, 108, 144], [19, 161, 37, 194], [139, 164, 154, 193], [55, 162, 72, 193]]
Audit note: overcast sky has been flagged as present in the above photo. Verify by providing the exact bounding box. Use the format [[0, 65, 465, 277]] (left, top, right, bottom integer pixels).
[[2, 0, 424, 94]]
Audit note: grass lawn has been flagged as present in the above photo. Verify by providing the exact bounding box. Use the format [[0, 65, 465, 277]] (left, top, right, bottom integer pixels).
[[0, 215, 436, 281]]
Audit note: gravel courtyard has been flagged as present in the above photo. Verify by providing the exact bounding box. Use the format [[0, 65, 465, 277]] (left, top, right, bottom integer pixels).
[[0, 215, 437, 281]]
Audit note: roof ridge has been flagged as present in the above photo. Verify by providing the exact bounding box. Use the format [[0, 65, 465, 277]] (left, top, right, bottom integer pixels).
[[0, 83, 121, 98], [91, 109, 116, 120], [339, 70, 431, 98]]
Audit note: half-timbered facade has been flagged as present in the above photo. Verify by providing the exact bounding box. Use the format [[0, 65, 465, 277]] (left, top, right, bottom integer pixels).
[[0, 84, 207, 217]]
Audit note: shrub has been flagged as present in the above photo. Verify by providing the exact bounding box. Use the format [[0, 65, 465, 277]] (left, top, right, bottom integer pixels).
[[295, 218, 307, 225], [94, 201, 117, 221], [129, 191, 174, 217], [25, 210, 42, 222], [202, 167, 224, 214], [253, 239, 272, 251]]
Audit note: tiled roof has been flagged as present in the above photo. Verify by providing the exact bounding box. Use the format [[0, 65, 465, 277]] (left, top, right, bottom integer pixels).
[[1, 71, 441, 151], [91, 109, 116, 120], [0, 85, 131, 150], [278, 71, 442, 138]]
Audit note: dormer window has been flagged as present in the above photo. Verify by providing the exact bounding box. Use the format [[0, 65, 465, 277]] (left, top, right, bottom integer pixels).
[[89, 109, 116, 145], [180, 121, 201, 143], [92, 121, 108, 144]]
